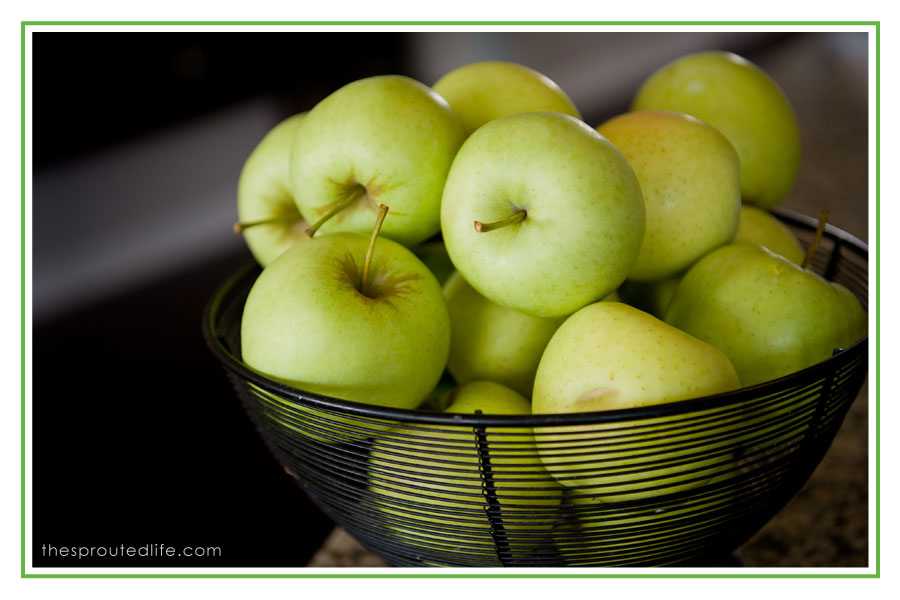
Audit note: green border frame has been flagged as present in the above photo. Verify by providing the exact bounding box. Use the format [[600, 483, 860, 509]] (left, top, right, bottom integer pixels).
[[20, 20, 880, 579]]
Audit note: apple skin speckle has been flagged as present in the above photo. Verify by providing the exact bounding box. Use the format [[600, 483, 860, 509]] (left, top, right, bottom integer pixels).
[[240, 232, 450, 414], [441, 112, 645, 318], [664, 243, 867, 386], [534, 301, 739, 415], [631, 50, 801, 210], [531, 301, 740, 500], [597, 110, 741, 282]]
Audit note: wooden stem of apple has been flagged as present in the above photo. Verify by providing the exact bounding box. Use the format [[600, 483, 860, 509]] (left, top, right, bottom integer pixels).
[[233, 213, 299, 234], [362, 204, 390, 295], [801, 209, 830, 270], [474, 209, 527, 232], [306, 186, 367, 237]]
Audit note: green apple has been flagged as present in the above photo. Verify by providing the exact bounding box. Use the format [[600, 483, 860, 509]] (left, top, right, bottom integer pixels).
[[619, 273, 682, 319], [632, 51, 801, 210], [441, 112, 645, 318], [532, 302, 741, 415], [443, 271, 619, 397], [556, 483, 737, 566], [240, 229, 451, 417], [734, 205, 806, 265], [621, 203, 797, 318], [597, 110, 741, 281], [289, 75, 465, 247], [236, 112, 310, 266], [367, 381, 564, 559], [443, 270, 566, 397], [432, 61, 581, 137], [532, 302, 740, 502], [664, 243, 867, 386]]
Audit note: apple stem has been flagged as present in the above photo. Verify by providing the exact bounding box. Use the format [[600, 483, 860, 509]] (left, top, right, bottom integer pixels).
[[361, 204, 390, 294], [801, 209, 830, 270], [233, 214, 298, 234], [305, 186, 367, 237], [474, 210, 527, 232]]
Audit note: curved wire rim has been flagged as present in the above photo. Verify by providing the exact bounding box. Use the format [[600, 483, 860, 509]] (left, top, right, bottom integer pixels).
[[201, 207, 869, 428], [775, 207, 868, 256]]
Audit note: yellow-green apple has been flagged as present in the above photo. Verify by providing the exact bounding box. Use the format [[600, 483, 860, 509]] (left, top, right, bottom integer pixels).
[[432, 61, 581, 137], [443, 271, 565, 397], [733, 205, 805, 265], [532, 302, 740, 502], [632, 51, 801, 210], [441, 112, 645, 318], [367, 381, 564, 558], [443, 271, 619, 397], [236, 113, 310, 266], [556, 482, 737, 566], [289, 75, 465, 246], [240, 231, 450, 414], [621, 200, 800, 318], [597, 110, 741, 281], [664, 243, 867, 386]]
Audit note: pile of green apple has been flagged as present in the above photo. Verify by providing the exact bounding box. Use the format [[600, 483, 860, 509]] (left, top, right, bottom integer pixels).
[[235, 54, 867, 546]]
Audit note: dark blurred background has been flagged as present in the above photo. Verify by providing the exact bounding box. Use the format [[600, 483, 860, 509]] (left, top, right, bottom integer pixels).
[[31, 30, 870, 568]]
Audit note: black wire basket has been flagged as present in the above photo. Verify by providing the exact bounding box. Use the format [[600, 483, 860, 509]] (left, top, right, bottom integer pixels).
[[202, 209, 868, 568]]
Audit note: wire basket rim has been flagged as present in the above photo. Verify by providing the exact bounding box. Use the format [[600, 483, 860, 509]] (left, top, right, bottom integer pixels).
[[201, 207, 868, 428]]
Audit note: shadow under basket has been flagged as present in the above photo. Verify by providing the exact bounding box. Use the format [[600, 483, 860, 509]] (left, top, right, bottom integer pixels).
[[202, 209, 869, 568]]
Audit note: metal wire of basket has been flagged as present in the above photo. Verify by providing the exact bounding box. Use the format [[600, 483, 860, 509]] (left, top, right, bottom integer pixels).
[[202, 209, 868, 568]]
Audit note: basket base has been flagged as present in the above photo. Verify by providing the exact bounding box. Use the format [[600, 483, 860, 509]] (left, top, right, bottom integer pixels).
[[306, 527, 747, 569]]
